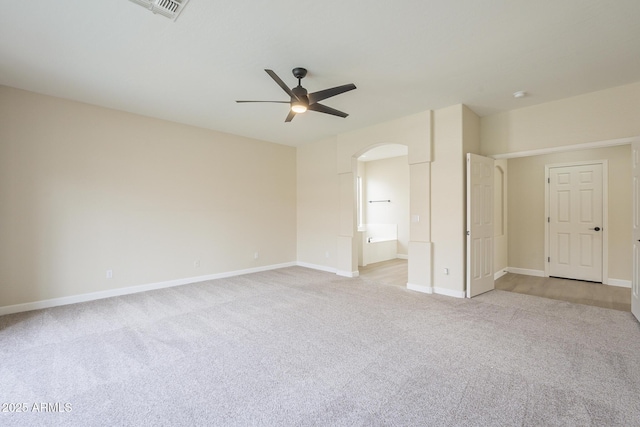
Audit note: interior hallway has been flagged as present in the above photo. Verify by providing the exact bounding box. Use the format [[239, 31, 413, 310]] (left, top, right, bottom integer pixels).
[[360, 259, 631, 311]]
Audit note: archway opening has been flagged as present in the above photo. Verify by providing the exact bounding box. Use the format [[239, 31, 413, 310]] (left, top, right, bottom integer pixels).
[[355, 144, 409, 286]]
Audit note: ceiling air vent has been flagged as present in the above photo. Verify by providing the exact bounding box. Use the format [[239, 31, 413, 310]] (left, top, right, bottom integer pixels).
[[129, 0, 190, 21]]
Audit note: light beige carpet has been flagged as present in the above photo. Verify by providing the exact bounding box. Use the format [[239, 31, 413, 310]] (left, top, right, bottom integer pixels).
[[1, 266, 639, 426]]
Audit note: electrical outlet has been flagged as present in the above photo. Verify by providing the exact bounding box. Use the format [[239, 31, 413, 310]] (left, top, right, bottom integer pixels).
[[443, 268, 449, 275], [254, 252, 259, 260], [325, 251, 330, 258], [106, 270, 113, 279], [194, 260, 200, 268]]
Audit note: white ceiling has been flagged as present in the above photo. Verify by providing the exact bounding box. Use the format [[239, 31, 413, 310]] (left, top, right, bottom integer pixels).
[[2, 1, 639, 147]]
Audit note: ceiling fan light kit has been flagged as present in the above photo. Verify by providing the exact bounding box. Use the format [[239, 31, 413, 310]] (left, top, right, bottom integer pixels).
[[291, 102, 308, 114], [236, 68, 357, 122]]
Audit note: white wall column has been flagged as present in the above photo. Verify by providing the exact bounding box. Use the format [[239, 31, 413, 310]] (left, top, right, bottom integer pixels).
[[337, 169, 358, 277], [407, 161, 432, 291]]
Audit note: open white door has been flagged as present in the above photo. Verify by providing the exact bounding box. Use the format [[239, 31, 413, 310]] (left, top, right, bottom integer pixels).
[[466, 153, 494, 298], [632, 142, 640, 322]]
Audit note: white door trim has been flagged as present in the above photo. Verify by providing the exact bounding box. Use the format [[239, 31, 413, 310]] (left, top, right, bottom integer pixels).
[[492, 136, 640, 160], [631, 141, 640, 321], [544, 160, 608, 283]]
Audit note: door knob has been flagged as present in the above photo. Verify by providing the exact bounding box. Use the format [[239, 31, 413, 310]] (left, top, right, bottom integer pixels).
[[589, 227, 601, 231]]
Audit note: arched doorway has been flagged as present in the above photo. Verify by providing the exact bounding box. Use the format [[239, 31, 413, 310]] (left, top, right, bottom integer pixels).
[[334, 110, 434, 292], [355, 144, 409, 285]]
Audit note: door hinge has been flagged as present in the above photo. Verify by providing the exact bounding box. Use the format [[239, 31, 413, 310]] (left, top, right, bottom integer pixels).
[[548, 257, 550, 262], [547, 177, 550, 184], [548, 217, 550, 223], [466, 230, 470, 236]]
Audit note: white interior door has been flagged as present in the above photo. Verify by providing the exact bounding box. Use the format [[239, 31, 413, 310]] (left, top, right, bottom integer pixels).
[[466, 153, 494, 298], [548, 163, 603, 282], [632, 142, 640, 322]]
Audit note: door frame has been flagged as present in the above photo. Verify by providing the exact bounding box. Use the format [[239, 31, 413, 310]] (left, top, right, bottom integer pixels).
[[544, 160, 609, 283], [631, 141, 640, 321]]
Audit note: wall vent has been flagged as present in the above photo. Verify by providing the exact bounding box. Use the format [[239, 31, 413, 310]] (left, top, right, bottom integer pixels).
[[129, 0, 190, 21]]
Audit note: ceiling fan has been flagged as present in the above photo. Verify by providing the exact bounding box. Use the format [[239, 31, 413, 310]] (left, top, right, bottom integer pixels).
[[236, 68, 356, 122]]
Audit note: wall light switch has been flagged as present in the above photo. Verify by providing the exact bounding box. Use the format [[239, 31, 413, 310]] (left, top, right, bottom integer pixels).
[[411, 215, 420, 223], [106, 270, 113, 279]]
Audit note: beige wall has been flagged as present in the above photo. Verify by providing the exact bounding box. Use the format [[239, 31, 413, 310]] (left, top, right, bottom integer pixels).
[[431, 105, 464, 292], [362, 156, 410, 255], [463, 105, 481, 155], [7, 77, 634, 310], [507, 145, 631, 281], [431, 105, 480, 294], [296, 137, 339, 269], [0, 86, 297, 307], [481, 81, 640, 156]]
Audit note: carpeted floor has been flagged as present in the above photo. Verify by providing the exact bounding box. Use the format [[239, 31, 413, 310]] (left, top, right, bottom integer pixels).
[[1, 266, 639, 426]]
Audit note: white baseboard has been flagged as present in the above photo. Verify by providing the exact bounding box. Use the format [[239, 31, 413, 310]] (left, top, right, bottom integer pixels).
[[608, 278, 632, 288], [0, 262, 297, 317], [396, 254, 408, 260], [407, 283, 433, 294], [433, 287, 466, 299], [507, 267, 545, 277], [295, 262, 337, 274], [336, 270, 359, 278], [494, 270, 508, 280]]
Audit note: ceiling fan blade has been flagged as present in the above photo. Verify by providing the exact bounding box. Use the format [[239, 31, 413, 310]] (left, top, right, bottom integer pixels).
[[236, 100, 289, 103], [308, 103, 349, 118], [308, 83, 356, 104], [265, 69, 299, 101], [285, 110, 296, 122]]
